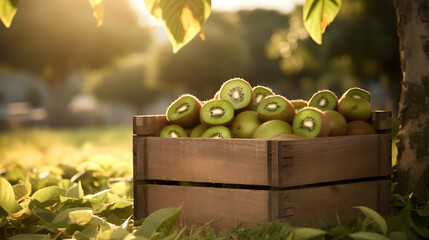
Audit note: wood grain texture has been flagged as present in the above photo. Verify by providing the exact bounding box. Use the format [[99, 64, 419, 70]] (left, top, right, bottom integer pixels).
[[134, 137, 270, 185], [135, 179, 390, 228]]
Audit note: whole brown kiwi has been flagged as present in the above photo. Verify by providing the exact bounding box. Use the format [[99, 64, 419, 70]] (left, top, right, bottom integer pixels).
[[346, 120, 377, 135]]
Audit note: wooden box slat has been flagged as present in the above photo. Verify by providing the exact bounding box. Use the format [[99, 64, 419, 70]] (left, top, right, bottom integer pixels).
[[135, 179, 390, 228]]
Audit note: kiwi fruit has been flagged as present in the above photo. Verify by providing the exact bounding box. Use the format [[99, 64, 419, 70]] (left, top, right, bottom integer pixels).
[[338, 97, 372, 122], [308, 90, 338, 111], [271, 133, 305, 140], [160, 124, 188, 138], [252, 120, 292, 139], [342, 87, 371, 102], [200, 99, 235, 127], [292, 107, 329, 138], [346, 120, 377, 135], [256, 95, 295, 124], [324, 110, 347, 136], [231, 111, 261, 138], [201, 126, 232, 139], [252, 85, 274, 110], [290, 99, 308, 114], [219, 78, 254, 111], [190, 124, 208, 138], [166, 94, 201, 128]]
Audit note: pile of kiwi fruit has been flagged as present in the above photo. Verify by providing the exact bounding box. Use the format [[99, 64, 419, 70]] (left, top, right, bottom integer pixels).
[[159, 78, 377, 139]]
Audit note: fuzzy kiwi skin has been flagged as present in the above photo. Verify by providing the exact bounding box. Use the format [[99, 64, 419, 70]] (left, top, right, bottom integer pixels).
[[308, 90, 338, 111], [342, 87, 371, 102], [219, 78, 254, 112], [324, 110, 347, 136], [166, 94, 202, 128], [292, 107, 330, 138], [200, 99, 235, 127], [346, 120, 377, 135], [257, 95, 296, 124], [190, 124, 208, 138], [231, 111, 261, 138], [159, 124, 188, 138], [252, 120, 292, 139], [338, 97, 372, 122]]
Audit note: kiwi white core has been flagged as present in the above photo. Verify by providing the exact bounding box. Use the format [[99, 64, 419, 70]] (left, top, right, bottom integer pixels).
[[352, 95, 363, 99], [210, 107, 225, 118], [176, 103, 189, 113], [265, 102, 280, 111], [169, 131, 179, 137], [228, 87, 244, 103], [301, 117, 315, 131], [256, 94, 264, 104], [318, 98, 328, 107], [211, 133, 224, 139]]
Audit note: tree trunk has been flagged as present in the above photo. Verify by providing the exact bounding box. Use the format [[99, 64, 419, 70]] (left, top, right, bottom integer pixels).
[[394, 0, 429, 201]]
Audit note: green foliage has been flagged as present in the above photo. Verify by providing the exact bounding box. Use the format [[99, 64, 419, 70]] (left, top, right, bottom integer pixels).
[[0, 0, 18, 28]]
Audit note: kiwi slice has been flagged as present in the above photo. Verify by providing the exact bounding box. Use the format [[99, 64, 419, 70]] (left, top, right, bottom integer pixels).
[[160, 124, 188, 138], [290, 99, 308, 114], [190, 124, 208, 138], [201, 126, 232, 139], [338, 97, 372, 121], [256, 95, 295, 124], [200, 99, 235, 127], [252, 85, 274, 110], [231, 110, 261, 138], [166, 94, 201, 128], [346, 120, 377, 135], [252, 120, 292, 139], [219, 78, 254, 112], [342, 87, 371, 102], [292, 107, 329, 138], [308, 90, 338, 111], [324, 110, 347, 136]]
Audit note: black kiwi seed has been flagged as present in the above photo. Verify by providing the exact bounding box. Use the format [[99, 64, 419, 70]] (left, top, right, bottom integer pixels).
[[264, 102, 280, 112]]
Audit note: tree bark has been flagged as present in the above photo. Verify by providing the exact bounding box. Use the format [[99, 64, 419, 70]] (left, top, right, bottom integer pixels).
[[394, 0, 429, 201]]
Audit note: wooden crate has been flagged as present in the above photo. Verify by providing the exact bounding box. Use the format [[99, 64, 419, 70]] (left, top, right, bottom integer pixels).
[[133, 110, 392, 228]]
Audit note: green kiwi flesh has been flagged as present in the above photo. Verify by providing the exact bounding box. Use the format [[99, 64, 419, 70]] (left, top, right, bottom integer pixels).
[[201, 126, 232, 139], [200, 99, 235, 127], [219, 78, 254, 111], [252, 120, 292, 139], [324, 110, 347, 136], [166, 94, 201, 128], [346, 120, 377, 135], [308, 90, 338, 111], [292, 107, 329, 138], [160, 124, 188, 138], [342, 87, 371, 102], [256, 95, 295, 124], [338, 97, 372, 121], [290, 99, 308, 114], [252, 85, 274, 109], [190, 124, 208, 137], [231, 110, 261, 138]]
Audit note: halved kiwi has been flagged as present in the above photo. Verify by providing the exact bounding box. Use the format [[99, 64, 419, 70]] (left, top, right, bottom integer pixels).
[[231, 110, 261, 138], [200, 99, 235, 127], [160, 124, 188, 138], [292, 107, 329, 138], [308, 90, 338, 111], [252, 85, 274, 110], [342, 87, 371, 102], [201, 126, 232, 139], [166, 94, 201, 128], [324, 110, 347, 136], [252, 120, 292, 139], [189, 124, 208, 138], [346, 120, 377, 135], [256, 95, 295, 124], [290, 99, 308, 114], [338, 97, 372, 121], [219, 78, 254, 112]]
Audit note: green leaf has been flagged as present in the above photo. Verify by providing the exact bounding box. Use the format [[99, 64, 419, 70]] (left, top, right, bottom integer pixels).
[[144, 0, 211, 53], [66, 181, 84, 199], [99, 227, 130, 240], [303, 0, 341, 45], [74, 227, 99, 240], [31, 186, 66, 203], [13, 177, 32, 202], [69, 209, 94, 225], [0, 177, 21, 213], [88, 0, 103, 27], [34, 209, 57, 222], [8, 234, 52, 240], [52, 207, 92, 228], [389, 231, 407, 240], [134, 207, 183, 238], [355, 206, 388, 235], [0, 0, 18, 28], [349, 232, 390, 240], [292, 227, 326, 240]]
